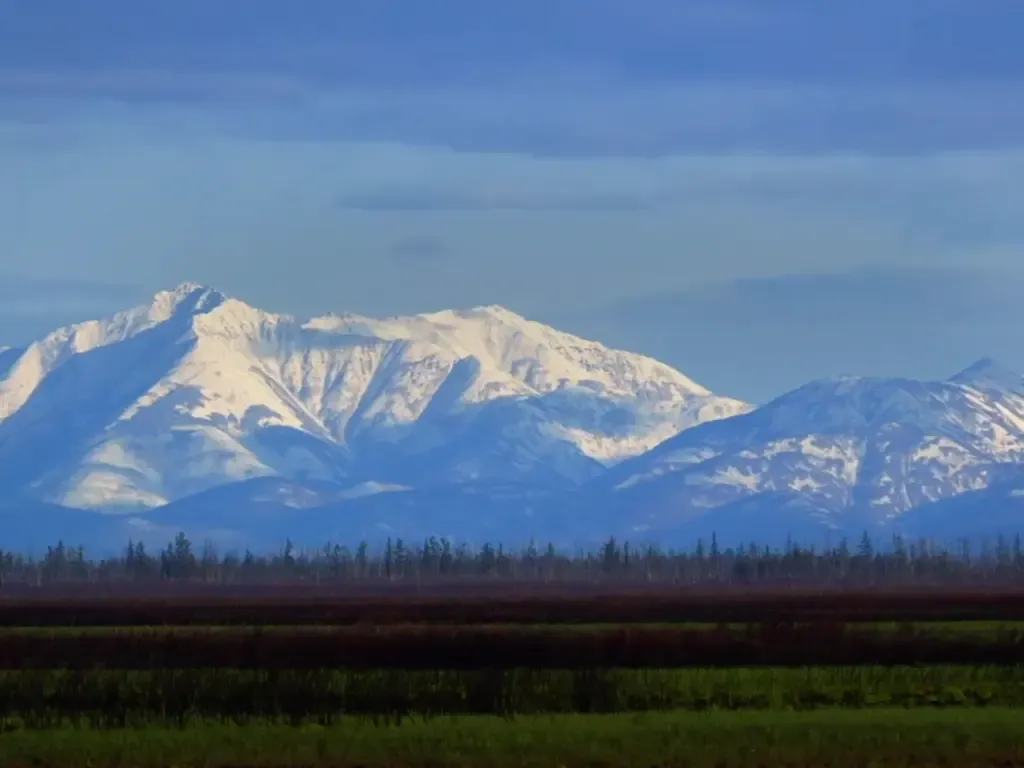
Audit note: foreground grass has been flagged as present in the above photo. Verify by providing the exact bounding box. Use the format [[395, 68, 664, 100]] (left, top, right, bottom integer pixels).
[[2, 709, 1024, 767], [6, 665, 1024, 725]]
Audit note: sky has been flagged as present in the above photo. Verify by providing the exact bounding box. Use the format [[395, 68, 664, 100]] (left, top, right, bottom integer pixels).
[[1, 0, 1024, 403]]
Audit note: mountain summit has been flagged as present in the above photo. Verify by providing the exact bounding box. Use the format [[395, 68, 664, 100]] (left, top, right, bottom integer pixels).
[[0, 283, 749, 512], [949, 357, 1024, 395]]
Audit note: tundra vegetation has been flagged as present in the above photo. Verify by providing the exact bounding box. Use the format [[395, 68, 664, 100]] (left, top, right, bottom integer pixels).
[[3, 534, 1024, 766]]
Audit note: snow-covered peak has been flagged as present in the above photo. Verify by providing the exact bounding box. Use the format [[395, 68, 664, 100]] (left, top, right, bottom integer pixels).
[[308, 302, 713, 402], [179, 293, 716, 403], [761, 375, 949, 433], [162, 281, 209, 301], [949, 357, 1024, 394], [8, 280, 1024, 547], [148, 282, 226, 322], [0, 283, 233, 422], [604, 365, 1024, 537], [0, 281, 746, 511], [727, 372, 1024, 457], [443, 303, 525, 319]]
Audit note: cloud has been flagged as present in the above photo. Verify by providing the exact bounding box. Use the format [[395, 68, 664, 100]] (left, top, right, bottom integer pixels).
[[603, 266, 1020, 330], [0, 310, 93, 348], [9, 77, 1024, 157], [329, 149, 1024, 250], [0, 276, 141, 346], [339, 186, 647, 212], [551, 266, 1024, 402], [0, 71, 313, 106], [2, 2, 1023, 157], [389, 236, 449, 266], [3, 0, 1021, 85], [2, 123, 1024, 329], [329, 82, 1024, 157], [0, 274, 140, 306]]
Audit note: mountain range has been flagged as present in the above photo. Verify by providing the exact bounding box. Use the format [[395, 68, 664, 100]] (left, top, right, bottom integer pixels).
[[2, 283, 1023, 554]]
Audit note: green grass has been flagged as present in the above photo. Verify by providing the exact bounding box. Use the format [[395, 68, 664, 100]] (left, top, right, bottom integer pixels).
[[5, 665, 1024, 726], [2, 709, 1024, 767]]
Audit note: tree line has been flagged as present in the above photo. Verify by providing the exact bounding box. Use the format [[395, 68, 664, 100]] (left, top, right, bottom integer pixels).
[[3, 531, 1024, 587]]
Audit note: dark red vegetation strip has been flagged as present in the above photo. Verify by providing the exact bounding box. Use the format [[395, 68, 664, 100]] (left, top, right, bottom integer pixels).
[[6, 589, 1024, 626], [6, 624, 1024, 669]]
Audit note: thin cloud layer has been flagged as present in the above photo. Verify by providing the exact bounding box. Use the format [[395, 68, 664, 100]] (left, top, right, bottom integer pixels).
[[0, 276, 142, 347], [2, 0, 1021, 82], [600, 267, 1018, 330], [389, 235, 449, 266], [2, 135, 1023, 323], [0, 274, 140, 305], [554, 267, 1024, 402], [1, 2, 1023, 155], [4, 78, 1024, 157], [340, 186, 648, 212]]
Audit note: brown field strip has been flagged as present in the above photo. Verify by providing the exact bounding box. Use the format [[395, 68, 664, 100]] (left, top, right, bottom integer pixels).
[[5, 623, 1024, 669], [6, 587, 1024, 626]]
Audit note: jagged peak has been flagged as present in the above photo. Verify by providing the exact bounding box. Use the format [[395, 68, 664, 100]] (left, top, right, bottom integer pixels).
[[302, 304, 528, 333], [153, 281, 225, 305], [466, 303, 525, 318], [169, 280, 210, 296], [147, 282, 227, 323], [2, 281, 721, 406], [417, 303, 530, 326]]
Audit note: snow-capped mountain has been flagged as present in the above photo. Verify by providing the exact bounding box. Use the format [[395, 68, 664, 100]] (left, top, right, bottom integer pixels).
[[4, 281, 1024, 553], [596, 359, 1024, 543], [0, 283, 748, 513]]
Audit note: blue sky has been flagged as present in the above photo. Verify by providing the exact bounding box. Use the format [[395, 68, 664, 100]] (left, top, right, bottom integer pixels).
[[1, 0, 1023, 402]]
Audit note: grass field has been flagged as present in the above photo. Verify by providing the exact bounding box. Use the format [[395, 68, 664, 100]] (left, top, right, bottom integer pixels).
[[3, 709, 1024, 767], [6, 592, 1024, 766], [4, 665, 1024, 726]]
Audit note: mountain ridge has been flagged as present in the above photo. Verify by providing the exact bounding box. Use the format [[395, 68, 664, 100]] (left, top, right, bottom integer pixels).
[[595, 362, 1024, 543], [2, 282, 1023, 552], [0, 282, 749, 514]]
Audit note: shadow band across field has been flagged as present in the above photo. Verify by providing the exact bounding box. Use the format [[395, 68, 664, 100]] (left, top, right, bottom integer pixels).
[[6, 623, 1024, 669], [8, 589, 1024, 625]]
